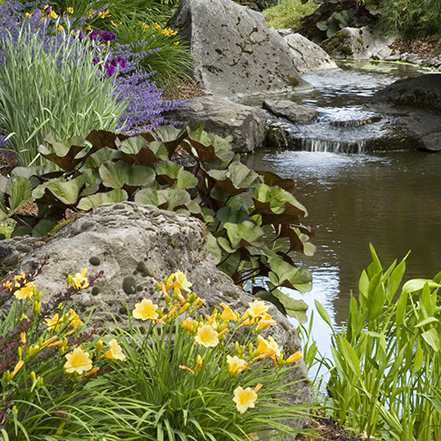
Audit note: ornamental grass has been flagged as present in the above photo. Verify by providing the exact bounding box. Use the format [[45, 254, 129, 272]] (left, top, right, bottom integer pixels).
[[0, 263, 310, 440]]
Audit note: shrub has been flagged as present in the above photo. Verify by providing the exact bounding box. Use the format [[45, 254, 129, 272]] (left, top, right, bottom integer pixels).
[[367, 0, 441, 39], [311, 244, 441, 440], [1, 266, 311, 440], [262, 0, 318, 31], [299, 0, 377, 43]]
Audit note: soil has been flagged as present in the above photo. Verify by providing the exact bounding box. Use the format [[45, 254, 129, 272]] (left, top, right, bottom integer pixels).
[[390, 38, 441, 59], [297, 417, 359, 441]]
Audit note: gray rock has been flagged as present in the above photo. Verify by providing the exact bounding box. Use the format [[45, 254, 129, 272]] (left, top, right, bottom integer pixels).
[[321, 26, 395, 60], [277, 28, 293, 38], [263, 99, 318, 124], [371, 75, 441, 151], [422, 132, 441, 152], [372, 74, 441, 111], [164, 95, 267, 153], [168, 0, 311, 97], [284, 33, 338, 72], [1, 202, 313, 431]]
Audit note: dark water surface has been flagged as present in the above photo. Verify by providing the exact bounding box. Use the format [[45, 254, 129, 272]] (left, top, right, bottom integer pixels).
[[243, 146, 441, 357], [242, 62, 441, 360]]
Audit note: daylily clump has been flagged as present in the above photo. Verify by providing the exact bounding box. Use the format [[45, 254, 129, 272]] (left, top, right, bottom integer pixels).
[[1, 266, 305, 438], [130, 271, 304, 416]]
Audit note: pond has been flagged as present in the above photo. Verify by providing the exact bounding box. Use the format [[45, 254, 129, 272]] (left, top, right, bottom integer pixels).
[[241, 62, 441, 362]]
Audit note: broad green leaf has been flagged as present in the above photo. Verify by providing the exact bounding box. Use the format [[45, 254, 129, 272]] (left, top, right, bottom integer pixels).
[[224, 221, 264, 249], [385, 253, 408, 302], [413, 339, 424, 374], [421, 328, 440, 352], [77, 189, 128, 211], [315, 300, 333, 329], [6, 176, 32, 212], [271, 290, 309, 323], [126, 166, 155, 187], [208, 162, 259, 196], [403, 279, 441, 294], [158, 189, 191, 211], [32, 218, 58, 237], [0, 175, 7, 193], [134, 188, 160, 206], [255, 170, 296, 195], [40, 134, 87, 171], [206, 233, 222, 265], [415, 317, 439, 328], [156, 161, 181, 179], [216, 206, 249, 225], [369, 282, 385, 320], [84, 147, 122, 169], [395, 290, 408, 329], [253, 183, 307, 224], [269, 257, 312, 292], [176, 168, 197, 189], [336, 335, 361, 377], [217, 249, 240, 276], [99, 162, 131, 188], [40, 175, 86, 206], [117, 136, 147, 155]]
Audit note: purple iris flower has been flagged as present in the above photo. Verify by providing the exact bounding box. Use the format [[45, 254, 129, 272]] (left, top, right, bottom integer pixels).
[[101, 30, 116, 42]]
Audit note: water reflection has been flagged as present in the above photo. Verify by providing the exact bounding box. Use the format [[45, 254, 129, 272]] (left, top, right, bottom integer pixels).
[[243, 149, 441, 357]]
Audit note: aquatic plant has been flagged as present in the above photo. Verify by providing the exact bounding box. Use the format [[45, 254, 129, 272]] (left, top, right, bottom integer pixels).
[[311, 245, 441, 440]]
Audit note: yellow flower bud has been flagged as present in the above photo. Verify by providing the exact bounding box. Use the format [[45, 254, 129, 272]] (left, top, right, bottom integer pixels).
[[18, 346, 22, 359], [30, 371, 36, 382], [96, 340, 104, 353]]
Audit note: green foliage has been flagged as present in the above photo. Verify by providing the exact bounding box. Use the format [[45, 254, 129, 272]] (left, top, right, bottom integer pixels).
[[0, 267, 310, 439], [0, 24, 127, 170], [49, 0, 192, 88], [262, 0, 318, 31], [311, 245, 441, 440], [0, 124, 314, 317], [368, 0, 441, 39], [300, 0, 376, 43]]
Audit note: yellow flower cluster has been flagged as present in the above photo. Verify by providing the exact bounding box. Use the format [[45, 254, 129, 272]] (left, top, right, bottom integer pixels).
[[138, 22, 178, 37], [130, 272, 303, 414]]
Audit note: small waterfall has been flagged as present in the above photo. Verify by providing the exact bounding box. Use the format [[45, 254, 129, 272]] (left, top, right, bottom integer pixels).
[[298, 138, 368, 154]]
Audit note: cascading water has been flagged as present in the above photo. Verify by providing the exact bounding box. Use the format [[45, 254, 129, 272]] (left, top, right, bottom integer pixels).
[[242, 61, 427, 153]]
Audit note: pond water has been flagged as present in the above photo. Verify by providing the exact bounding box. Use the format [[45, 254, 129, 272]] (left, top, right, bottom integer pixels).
[[241, 62, 441, 363]]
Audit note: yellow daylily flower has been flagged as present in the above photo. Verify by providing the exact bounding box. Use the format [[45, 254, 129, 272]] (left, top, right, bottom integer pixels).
[[220, 303, 238, 321], [255, 336, 280, 359], [64, 347, 93, 374], [11, 360, 24, 378], [233, 384, 261, 413], [256, 313, 276, 331], [172, 270, 192, 292], [14, 282, 36, 300], [103, 339, 126, 361], [182, 318, 194, 332], [68, 309, 83, 328], [227, 355, 248, 374], [245, 299, 269, 322], [132, 299, 164, 324], [285, 351, 303, 364], [45, 313, 62, 331], [71, 268, 89, 290], [194, 324, 219, 348], [67, 7, 74, 14]]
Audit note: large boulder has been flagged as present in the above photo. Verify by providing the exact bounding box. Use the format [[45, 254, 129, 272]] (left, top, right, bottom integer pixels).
[[0, 202, 313, 429], [321, 26, 394, 60], [164, 95, 267, 153], [284, 33, 338, 72], [168, 0, 312, 97], [371, 74, 441, 151]]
